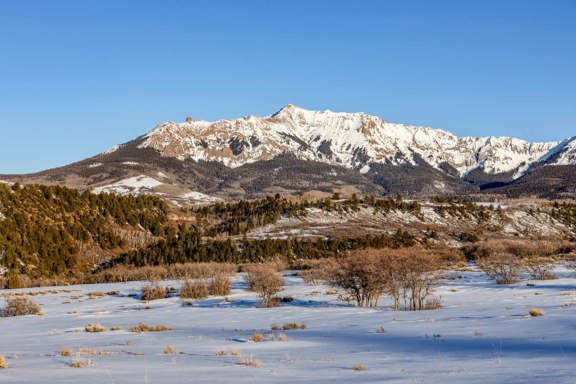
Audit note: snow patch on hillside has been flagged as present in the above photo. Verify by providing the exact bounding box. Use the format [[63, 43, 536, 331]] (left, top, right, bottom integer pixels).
[[92, 175, 163, 195], [180, 191, 222, 202]]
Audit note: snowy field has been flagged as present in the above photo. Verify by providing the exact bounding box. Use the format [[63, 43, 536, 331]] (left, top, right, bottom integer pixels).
[[1, 268, 576, 383]]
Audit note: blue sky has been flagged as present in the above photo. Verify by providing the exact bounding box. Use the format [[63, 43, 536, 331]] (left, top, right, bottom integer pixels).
[[1, 0, 575, 173]]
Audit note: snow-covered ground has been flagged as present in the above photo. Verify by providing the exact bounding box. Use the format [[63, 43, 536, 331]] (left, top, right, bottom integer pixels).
[[1, 268, 576, 383]]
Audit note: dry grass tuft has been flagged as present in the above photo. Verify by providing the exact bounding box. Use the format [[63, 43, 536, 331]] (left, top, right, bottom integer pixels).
[[209, 274, 231, 296], [375, 326, 386, 334], [249, 333, 265, 343], [0, 356, 7, 369], [110, 326, 123, 331], [278, 333, 288, 341], [230, 348, 240, 356], [180, 280, 209, 299], [140, 284, 168, 301], [87, 291, 105, 299], [528, 308, 545, 317], [78, 348, 112, 356], [163, 345, 175, 355], [70, 358, 94, 368], [60, 348, 73, 357], [216, 349, 228, 356], [129, 323, 173, 333], [281, 322, 307, 330], [84, 323, 107, 333], [353, 364, 366, 371], [239, 355, 262, 368]]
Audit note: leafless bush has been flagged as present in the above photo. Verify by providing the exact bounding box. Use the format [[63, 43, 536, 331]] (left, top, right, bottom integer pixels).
[[330, 249, 441, 311], [478, 253, 523, 284], [180, 280, 209, 299], [140, 283, 169, 301], [245, 266, 284, 307], [524, 257, 557, 280], [1, 296, 41, 317], [330, 251, 387, 307]]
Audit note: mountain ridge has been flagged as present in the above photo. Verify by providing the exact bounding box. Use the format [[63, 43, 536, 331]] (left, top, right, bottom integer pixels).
[[1, 105, 575, 201]]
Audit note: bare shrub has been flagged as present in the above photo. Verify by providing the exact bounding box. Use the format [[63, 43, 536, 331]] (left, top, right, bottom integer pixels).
[[479, 253, 523, 284], [245, 266, 284, 307], [524, 257, 557, 280], [388, 250, 441, 311], [1, 296, 41, 317], [423, 296, 443, 310], [330, 250, 387, 307], [330, 249, 441, 311], [61, 348, 73, 357], [0, 356, 7, 369], [140, 283, 168, 301], [209, 274, 231, 296], [375, 326, 386, 334], [180, 280, 209, 299]]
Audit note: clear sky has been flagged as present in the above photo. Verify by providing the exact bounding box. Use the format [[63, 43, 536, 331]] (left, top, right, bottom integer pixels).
[[1, 0, 575, 173]]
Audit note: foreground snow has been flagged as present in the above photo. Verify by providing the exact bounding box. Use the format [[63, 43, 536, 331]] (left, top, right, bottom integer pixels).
[[1, 268, 575, 383]]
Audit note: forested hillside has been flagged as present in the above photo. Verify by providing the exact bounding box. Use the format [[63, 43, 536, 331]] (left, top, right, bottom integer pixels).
[[0, 183, 167, 286]]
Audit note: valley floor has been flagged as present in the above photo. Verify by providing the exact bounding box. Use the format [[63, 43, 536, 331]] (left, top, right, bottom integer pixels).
[[1, 268, 576, 383]]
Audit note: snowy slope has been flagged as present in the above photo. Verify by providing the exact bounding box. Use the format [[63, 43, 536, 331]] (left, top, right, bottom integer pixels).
[[92, 175, 164, 195], [1, 268, 576, 383], [138, 105, 571, 179]]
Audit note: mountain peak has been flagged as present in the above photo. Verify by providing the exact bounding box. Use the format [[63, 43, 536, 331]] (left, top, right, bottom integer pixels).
[[135, 106, 572, 179]]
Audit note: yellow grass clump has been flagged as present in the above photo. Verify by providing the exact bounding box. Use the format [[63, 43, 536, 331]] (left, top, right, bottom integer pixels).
[[528, 308, 545, 317], [129, 323, 173, 333]]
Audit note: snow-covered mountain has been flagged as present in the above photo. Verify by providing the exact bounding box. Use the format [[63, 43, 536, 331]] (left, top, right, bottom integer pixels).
[[3, 105, 576, 200], [139, 104, 572, 179]]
